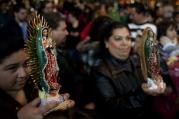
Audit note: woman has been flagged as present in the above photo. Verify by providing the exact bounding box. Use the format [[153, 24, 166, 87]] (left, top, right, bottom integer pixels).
[[0, 26, 74, 119], [91, 21, 165, 119]]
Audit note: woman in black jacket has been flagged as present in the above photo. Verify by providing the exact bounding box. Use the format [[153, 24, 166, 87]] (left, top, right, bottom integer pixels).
[[91, 21, 166, 119]]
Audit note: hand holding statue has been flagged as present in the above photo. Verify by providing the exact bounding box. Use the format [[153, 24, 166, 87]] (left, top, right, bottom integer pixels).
[[142, 79, 166, 96], [25, 13, 75, 115], [17, 95, 75, 119]]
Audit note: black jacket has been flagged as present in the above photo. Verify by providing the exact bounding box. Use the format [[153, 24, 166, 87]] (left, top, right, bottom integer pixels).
[[0, 88, 22, 119], [92, 52, 155, 119], [0, 78, 38, 119]]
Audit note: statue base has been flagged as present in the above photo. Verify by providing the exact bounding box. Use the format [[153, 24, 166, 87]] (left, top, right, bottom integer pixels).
[[147, 77, 164, 90]]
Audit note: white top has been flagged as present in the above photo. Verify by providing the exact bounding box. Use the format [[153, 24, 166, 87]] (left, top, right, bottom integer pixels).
[[128, 23, 157, 40]]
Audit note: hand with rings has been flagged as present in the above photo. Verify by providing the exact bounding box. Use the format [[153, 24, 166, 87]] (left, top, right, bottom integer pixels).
[[45, 93, 75, 114]]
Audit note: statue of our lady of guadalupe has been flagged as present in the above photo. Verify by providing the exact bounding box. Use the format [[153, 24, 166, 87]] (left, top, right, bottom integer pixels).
[[137, 27, 165, 91], [41, 28, 60, 91], [25, 13, 69, 113]]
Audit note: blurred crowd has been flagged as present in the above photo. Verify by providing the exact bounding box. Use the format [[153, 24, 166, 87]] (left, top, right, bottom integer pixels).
[[1, 0, 179, 119]]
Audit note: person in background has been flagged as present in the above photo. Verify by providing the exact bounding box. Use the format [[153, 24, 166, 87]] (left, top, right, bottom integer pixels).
[[157, 20, 178, 59], [44, 12, 95, 118], [77, 16, 113, 73], [128, 2, 157, 42], [13, 3, 28, 40], [154, 1, 164, 25], [0, 0, 12, 28], [162, 3, 174, 21], [174, 11, 179, 34], [38, 0, 55, 16]]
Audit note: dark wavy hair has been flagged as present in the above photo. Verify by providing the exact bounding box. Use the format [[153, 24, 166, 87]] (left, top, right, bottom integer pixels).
[[37, 0, 54, 14], [129, 2, 146, 15], [157, 20, 177, 39], [43, 12, 66, 30], [89, 16, 113, 41], [0, 26, 24, 63], [100, 21, 130, 52]]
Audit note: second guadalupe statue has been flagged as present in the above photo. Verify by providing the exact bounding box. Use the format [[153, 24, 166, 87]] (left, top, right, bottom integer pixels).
[[137, 27, 165, 90]]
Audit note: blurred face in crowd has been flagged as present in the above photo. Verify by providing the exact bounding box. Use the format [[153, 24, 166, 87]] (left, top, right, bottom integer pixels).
[[67, 13, 77, 24], [175, 14, 179, 23], [15, 8, 27, 22], [97, 4, 108, 16], [0, 49, 29, 93], [0, 1, 12, 13], [129, 8, 138, 23], [52, 21, 69, 47], [156, 6, 164, 17], [166, 26, 177, 41], [43, 2, 54, 14], [130, 8, 141, 23], [105, 27, 132, 60], [163, 5, 174, 18]]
